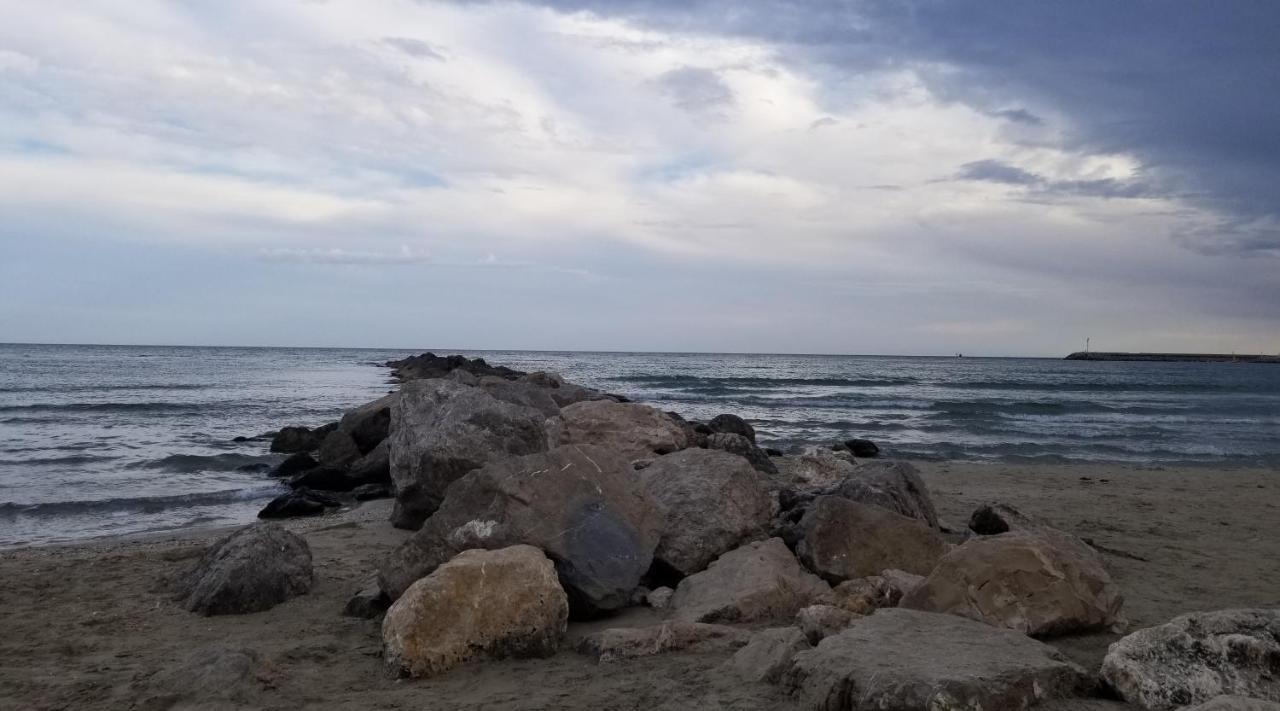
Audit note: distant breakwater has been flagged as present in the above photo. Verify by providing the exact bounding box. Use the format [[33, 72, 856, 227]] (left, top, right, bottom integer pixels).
[[1065, 352, 1280, 363]]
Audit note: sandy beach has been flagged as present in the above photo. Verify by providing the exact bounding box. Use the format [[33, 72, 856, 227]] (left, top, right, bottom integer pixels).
[[2, 459, 1276, 711]]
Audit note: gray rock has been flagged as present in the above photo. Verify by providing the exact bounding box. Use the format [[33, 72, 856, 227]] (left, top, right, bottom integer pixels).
[[902, 530, 1124, 636], [637, 448, 774, 575], [388, 378, 548, 529], [288, 466, 358, 492], [670, 538, 830, 624], [476, 375, 561, 417], [707, 432, 779, 476], [176, 522, 313, 615], [708, 413, 756, 443], [352, 482, 392, 501], [546, 400, 690, 461], [387, 352, 525, 383], [774, 447, 860, 492], [338, 393, 396, 454], [316, 429, 362, 469], [795, 496, 950, 583], [347, 439, 390, 485], [522, 371, 608, 408], [828, 460, 939, 529], [1101, 609, 1280, 710], [382, 545, 568, 678], [969, 501, 1041, 535], [577, 621, 750, 663], [782, 608, 1093, 710], [726, 627, 811, 684], [274, 452, 318, 477], [378, 444, 662, 615]]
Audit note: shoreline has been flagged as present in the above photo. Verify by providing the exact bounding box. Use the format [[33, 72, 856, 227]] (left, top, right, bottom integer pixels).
[[2, 460, 1277, 709], [5, 456, 1275, 553]]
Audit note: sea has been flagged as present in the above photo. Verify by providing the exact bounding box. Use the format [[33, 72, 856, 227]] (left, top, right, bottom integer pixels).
[[2, 343, 1278, 548]]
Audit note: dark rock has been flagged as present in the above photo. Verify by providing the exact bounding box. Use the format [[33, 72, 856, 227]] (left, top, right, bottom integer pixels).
[[782, 609, 1093, 710], [708, 413, 756, 443], [386, 352, 525, 383], [316, 429, 362, 469], [727, 627, 811, 683], [288, 466, 357, 492], [270, 425, 326, 454], [521, 371, 609, 408], [353, 482, 392, 501], [478, 376, 561, 417], [841, 437, 880, 458], [347, 439, 390, 484], [176, 522, 313, 615], [706, 432, 779, 476], [378, 444, 663, 616], [968, 501, 1040, 535], [636, 448, 774, 576], [764, 447, 784, 457], [343, 577, 389, 618], [338, 393, 395, 454], [828, 460, 940, 529], [274, 452, 318, 477], [794, 496, 950, 583], [232, 436, 250, 443], [388, 378, 549, 529], [258, 488, 340, 519], [1101, 609, 1280, 710]]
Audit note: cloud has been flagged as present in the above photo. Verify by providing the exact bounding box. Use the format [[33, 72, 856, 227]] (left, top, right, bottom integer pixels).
[[0, 0, 1277, 354], [380, 36, 446, 60], [654, 66, 734, 112]]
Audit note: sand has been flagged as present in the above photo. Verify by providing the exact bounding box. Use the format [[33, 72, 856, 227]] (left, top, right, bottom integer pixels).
[[1, 460, 1277, 710]]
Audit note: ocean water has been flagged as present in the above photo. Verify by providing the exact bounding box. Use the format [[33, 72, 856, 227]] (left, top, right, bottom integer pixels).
[[2, 344, 1279, 547]]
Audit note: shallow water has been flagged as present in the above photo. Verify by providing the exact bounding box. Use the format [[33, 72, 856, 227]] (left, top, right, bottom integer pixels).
[[2, 344, 1278, 546]]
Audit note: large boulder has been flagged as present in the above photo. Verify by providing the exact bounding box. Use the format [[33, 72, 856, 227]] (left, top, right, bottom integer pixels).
[[315, 429, 362, 469], [1184, 699, 1280, 711], [707, 432, 779, 476], [707, 413, 756, 443], [670, 538, 830, 624], [827, 460, 939, 529], [388, 378, 548, 529], [782, 609, 1093, 710], [1101, 609, 1280, 710], [477, 376, 561, 417], [577, 621, 749, 662], [378, 444, 662, 615], [636, 448, 774, 576], [175, 522, 313, 615], [546, 400, 689, 461], [382, 545, 568, 678], [794, 496, 949, 583], [774, 447, 859, 492], [338, 393, 396, 454], [902, 530, 1124, 636], [840, 438, 880, 458]]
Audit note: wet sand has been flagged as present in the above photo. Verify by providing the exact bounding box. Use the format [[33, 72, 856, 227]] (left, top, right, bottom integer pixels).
[[1, 461, 1276, 710]]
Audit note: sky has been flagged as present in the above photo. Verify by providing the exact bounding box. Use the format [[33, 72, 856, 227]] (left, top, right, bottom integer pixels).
[[1, 1, 1278, 356]]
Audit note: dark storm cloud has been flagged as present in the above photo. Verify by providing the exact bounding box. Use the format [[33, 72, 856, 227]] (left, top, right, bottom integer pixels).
[[494, 0, 1280, 254], [956, 160, 1039, 186], [956, 159, 1156, 201]]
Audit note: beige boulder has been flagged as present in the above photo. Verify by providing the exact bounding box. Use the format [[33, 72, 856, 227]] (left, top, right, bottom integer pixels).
[[901, 530, 1124, 636], [670, 538, 830, 624], [382, 545, 568, 678], [546, 400, 689, 460], [821, 570, 924, 615], [795, 604, 859, 644]]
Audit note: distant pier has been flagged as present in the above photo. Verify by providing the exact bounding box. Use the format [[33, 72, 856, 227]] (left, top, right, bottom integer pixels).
[[1066, 351, 1280, 363]]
